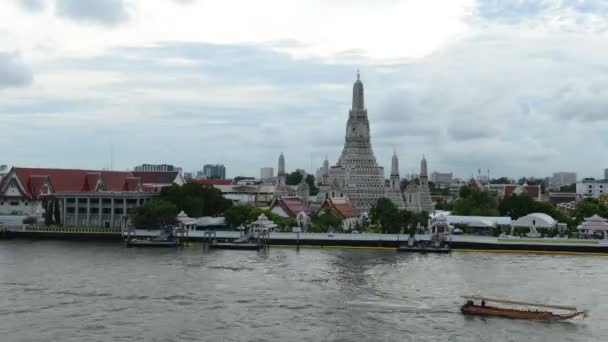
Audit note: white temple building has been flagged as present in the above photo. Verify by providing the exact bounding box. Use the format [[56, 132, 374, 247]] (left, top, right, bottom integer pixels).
[[404, 156, 434, 213], [317, 72, 392, 213], [385, 151, 405, 209]]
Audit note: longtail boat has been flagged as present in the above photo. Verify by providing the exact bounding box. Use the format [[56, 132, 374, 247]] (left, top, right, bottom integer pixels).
[[460, 296, 585, 321]]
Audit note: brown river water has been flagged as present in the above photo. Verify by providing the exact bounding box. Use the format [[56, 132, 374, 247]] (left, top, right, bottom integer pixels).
[[0, 240, 605, 341]]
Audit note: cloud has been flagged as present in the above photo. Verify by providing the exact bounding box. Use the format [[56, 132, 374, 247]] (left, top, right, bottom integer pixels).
[[0, 52, 33, 89], [55, 0, 129, 26], [17, 0, 46, 12]]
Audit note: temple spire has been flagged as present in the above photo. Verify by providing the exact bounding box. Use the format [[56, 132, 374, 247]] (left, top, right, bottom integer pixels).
[[352, 71, 364, 110], [391, 151, 399, 176], [278, 152, 285, 176]]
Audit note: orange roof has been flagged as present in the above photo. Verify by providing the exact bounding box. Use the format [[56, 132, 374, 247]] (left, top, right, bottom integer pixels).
[[273, 196, 308, 218], [322, 198, 359, 219]]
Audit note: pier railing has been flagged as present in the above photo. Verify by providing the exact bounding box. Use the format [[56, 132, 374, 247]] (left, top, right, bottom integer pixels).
[[24, 225, 121, 234]]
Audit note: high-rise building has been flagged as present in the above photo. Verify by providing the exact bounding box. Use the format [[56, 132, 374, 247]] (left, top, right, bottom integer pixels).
[[203, 164, 226, 179], [551, 172, 577, 187], [260, 167, 274, 180], [604, 169, 608, 180], [134, 164, 178, 172]]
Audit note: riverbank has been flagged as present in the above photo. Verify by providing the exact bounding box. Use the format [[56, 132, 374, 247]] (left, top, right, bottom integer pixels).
[[3, 228, 608, 255]]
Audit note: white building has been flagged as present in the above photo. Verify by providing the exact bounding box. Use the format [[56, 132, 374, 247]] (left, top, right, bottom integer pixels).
[[576, 178, 608, 198], [431, 172, 453, 186], [260, 167, 274, 181]]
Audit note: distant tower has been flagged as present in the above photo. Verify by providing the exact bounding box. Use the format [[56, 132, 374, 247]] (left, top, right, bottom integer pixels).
[[420, 155, 429, 188], [278, 152, 286, 187], [405, 155, 434, 213], [418, 155, 434, 212], [275, 153, 289, 198], [322, 156, 330, 185], [390, 151, 400, 191], [332, 71, 385, 212], [384, 151, 405, 208]]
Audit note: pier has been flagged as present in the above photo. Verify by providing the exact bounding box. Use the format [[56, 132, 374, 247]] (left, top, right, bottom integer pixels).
[[3, 227, 608, 254]]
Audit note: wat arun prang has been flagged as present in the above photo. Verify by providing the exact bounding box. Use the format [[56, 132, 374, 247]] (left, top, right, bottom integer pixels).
[[316, 72, 408, 213]]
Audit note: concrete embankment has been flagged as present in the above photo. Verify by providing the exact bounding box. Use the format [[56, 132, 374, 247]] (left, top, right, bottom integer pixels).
[[3, 229, 608, 255]]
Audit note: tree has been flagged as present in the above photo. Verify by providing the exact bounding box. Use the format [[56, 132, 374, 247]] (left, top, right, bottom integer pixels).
[[312, 210, 342, 232], [224, 205, 259, 228], [370, 198, 398, 225], [53, 199, 61, 225], [560, 184, 576, 192], [160, 183, 232, 217], [44, 200, 54, 226], [571, 198, 608, 224], [286, 170, 304, 185], [490, 177, 511, 184], [498, 193, 536, 219], [452, 188, 499, 216], [305, 174, 319, 196], [130, 199, 178, 228]]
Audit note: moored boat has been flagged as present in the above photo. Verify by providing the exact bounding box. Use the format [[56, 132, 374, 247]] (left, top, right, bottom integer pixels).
[[460, 296, 585, 321]]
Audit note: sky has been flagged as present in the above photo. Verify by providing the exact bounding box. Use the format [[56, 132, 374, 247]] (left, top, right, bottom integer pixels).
[[2, 0, 608, 180]]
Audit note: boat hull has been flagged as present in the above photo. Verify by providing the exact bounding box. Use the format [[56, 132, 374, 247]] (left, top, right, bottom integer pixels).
[[461, 305, 583, 321]]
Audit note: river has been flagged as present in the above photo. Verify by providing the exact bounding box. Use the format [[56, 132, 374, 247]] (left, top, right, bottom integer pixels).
[[0, 240, 605, 341]]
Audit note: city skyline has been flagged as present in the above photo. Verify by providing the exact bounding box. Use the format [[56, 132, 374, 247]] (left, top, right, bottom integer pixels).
[[2, 1, 608, 179]]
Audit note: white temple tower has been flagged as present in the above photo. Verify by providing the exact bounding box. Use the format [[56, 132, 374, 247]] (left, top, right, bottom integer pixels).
[[275, 152, 289, 197], [385, 151, 405, 208], [405, 155, 434, 213], [325, 72, 386, 212]]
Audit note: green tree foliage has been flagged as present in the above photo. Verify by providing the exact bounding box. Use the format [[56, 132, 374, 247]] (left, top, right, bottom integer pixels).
[[452, 188, 500, 216], [370, 198, 427, 234], [434, 199, 453, 211], [53, 199, 61, 225], [370, 198, 398, 226], [224, 205, 260, 228], [305, 174, 320, 196], [490, 177, 511, 184], [498, 193, 536, 219], [44, 200, 54, 226], [130, 199, 178, 228], [559, 184, 576, 192], [160, 184, 232, 217], [499, 193, 565, 222], [224, 205, 295, 231], [312, 210, 342, 232], [286, 170, 304, 185], [571, 198, 608, 224]]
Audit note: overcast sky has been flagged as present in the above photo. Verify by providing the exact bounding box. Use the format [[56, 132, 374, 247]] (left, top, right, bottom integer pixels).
[[1, 0, 607, 179]]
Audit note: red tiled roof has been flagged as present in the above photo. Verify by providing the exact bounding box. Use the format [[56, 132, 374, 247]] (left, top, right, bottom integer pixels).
[[27, 176, 49, 197], [81, 173, 101, 192], [0, 168, 142, 199], [322, 198, 359, 219], [189, 179, 233, 186], [275, 197, 307, 218], [505, 184, 541, 198], [132, 171, 179, 184], [123, 177, 142, 191]]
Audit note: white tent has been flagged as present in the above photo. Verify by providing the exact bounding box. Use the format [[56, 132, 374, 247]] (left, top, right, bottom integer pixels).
[[511, 213, 557, 229]]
